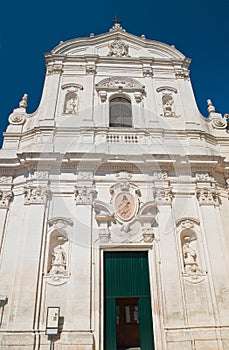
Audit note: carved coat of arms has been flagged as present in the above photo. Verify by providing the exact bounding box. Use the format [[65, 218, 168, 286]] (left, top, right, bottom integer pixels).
[[108, 39, 129, 57]]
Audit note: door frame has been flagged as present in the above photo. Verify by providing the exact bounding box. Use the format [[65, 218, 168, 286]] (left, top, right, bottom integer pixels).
[[100, 247, 163, 350]]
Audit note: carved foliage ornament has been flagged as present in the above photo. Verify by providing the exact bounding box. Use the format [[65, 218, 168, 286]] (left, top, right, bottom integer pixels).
[[196, 188, 220, 206], [153, 187, 173, 205], [96, 77, 144, 91], [153, 172, 168, 181], [74, 186, 97, 205], [24, 186, 51, 205], [0, 176, 13, 184], [195, 173, 214, 182], [0, 190, 14, 209]]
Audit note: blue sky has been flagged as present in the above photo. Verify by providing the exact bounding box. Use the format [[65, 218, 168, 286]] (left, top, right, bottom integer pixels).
[[0, 0, 228, 147]]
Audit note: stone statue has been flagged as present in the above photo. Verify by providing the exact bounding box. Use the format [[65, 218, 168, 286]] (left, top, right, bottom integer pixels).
[[49, 245, 66, 274], [64, 94, 78, 114], [162, 94, 174, 117], [183, 242, 199, 273]]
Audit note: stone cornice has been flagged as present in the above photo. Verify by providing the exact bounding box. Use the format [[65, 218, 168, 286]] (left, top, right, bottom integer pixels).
[[49, 30, 185, 60]]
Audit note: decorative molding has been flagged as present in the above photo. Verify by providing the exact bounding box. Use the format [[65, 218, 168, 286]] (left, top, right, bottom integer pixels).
[[153, 187, 173, 205], [99, 228, 111, 243], [143, 67, 153, 77], [86, 64, 96, 74], [134, 92, 143, 103], [32, 171, 49, 180], [195, 173, 214, 182], [24, 186, 51, 205], [211, 118, 227, 129], [8, 113, 26, 125], [0, 190, 14, 209], [77, 171, 94, 181], [74, 186, 97, 205], [142, 228, 154, 243], [175, 68, 190, 79], [196, 187, 220, 206], [176, 217, 200, 228], [107, 39, 129, 57], [98, 91, 107, 102], [156, 86, 177, 94], [96, 77, 145, 93], [61, 83, 83, 91], [94, 174, 158, 244], [0, 176, 13, 184], [48, 217, 73, 230], [47, 64, 63, 75], [153, 172, 168, 181]]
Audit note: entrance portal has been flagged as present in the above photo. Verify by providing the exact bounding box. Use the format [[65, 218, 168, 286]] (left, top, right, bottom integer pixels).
[[104, 251, 154, 350]]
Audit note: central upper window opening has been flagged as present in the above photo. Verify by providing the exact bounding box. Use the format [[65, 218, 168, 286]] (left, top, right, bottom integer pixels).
[[109, 97, 132, 127]]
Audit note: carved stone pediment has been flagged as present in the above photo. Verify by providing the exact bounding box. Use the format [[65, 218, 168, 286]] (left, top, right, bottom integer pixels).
[[96, 77, 145, 92]]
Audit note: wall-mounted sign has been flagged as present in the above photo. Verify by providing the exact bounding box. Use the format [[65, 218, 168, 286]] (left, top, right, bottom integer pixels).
[[46, 307, 60, 335]]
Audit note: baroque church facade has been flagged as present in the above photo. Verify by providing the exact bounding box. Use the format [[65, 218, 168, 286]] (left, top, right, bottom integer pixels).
[[0, 23, 229, 350]]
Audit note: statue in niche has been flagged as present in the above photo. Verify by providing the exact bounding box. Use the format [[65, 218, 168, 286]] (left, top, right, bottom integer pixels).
[[64, 92, 78, 114], [183, 242, 199, 273], [162, 94, 175, 117], [49, 245, 67, 275]]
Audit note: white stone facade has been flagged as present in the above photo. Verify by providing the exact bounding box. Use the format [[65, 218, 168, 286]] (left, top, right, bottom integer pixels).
[[0, 23, 229, 349]]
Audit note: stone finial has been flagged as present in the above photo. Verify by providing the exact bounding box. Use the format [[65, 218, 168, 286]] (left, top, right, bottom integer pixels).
[[109, 23, 125, 33], [207, 99, 215, 114], [19, 94, 28, 109]]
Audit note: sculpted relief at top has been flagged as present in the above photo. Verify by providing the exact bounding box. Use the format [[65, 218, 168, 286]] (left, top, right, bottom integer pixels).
[[107, 38, 130, 57]]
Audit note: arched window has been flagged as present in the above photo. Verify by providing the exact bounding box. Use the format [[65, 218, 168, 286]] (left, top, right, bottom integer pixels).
[[109, 97, 132, 127]]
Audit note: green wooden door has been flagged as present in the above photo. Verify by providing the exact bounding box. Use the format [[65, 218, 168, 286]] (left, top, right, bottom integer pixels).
[[104, 251, 154, 350]]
